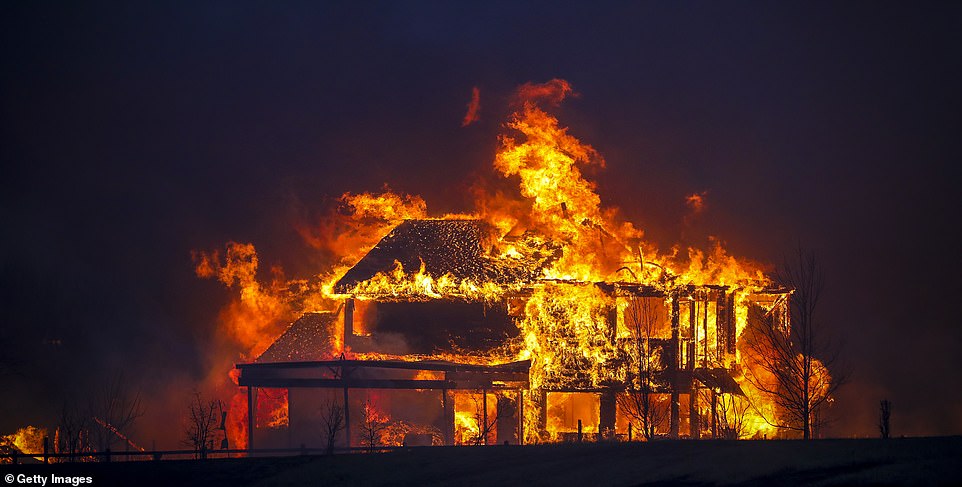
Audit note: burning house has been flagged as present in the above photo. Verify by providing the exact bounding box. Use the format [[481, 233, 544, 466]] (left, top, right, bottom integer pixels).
[[206, 80, 797, 451], [236, 217, 789, 449]]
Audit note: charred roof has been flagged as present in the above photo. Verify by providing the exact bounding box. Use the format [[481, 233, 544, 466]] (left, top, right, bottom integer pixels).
[[333, 219, 540, 294], [255, 311, 337, 363]]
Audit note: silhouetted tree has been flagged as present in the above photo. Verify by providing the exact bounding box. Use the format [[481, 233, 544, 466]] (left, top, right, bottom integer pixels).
[[743, 248, 845, 439], [56, 399, 91, 462], [183, 391, 222, 458], [357, 399, 389, 452], [713, 392, 751, 440], [90, 371, 144, 453], [879, 399, 891, 439], [319, 397, 345, 454], [469, 392, 501, 445], [616, 296, 669, 440]]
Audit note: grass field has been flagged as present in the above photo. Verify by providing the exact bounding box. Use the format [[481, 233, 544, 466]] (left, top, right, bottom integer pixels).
[[3, 437, 960, 486]]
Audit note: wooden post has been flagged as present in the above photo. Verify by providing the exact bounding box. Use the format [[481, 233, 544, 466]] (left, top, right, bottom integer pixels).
[[577, 419, 583, 443], [727, 293, 737, 354], [711, 389, 718, 439], [690, 386, 700, 440], [716, 291, 727, 361], [442, 388, 453, 446], [628, 422, 633, 442], [537, 389, 548, 439], [42, 436, 48, 464], [344, 298, 354, 349], [482, 389, 488, 445], [670, 294, 680, 439], [689, 294, 697, 370], [247, 386, 255, 454], [702, 291, 709, 368], [518, 389, 524, 446]]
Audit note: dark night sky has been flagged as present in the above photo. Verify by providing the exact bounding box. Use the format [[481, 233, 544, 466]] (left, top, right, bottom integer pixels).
[[2, 1, 960, 444]]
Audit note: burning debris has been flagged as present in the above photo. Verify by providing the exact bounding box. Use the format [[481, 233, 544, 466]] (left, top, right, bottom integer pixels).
[[195, 79, 826, 450]]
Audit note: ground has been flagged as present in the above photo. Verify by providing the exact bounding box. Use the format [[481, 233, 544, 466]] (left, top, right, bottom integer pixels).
[[2, 437, 960, 486]]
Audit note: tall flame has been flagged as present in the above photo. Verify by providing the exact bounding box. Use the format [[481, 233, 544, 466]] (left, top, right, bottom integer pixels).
[[194, 78, 813, 446]]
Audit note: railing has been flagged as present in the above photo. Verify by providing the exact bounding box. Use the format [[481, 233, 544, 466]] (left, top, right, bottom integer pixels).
[[0, 445, 409, 465]]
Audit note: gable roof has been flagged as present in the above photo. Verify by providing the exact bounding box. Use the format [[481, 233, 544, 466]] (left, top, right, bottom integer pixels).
[[255, 311, 338, 363], [333, 219, 539, 294]]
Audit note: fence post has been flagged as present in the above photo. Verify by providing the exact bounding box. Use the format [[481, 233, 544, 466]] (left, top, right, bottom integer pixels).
[[43, 436, 49, 464], [104, 448, 110, 463]]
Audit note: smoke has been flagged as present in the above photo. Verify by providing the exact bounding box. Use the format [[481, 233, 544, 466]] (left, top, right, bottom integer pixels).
[[461, 86, 481, 127]]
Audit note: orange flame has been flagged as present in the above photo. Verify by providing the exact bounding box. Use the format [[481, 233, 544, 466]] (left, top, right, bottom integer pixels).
[[1, 426, 47, 462], [462, 86, 481, 127], [195, 78, 811, 445]]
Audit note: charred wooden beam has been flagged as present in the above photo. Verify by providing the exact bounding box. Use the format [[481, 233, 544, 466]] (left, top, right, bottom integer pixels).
[[702, 292, 709, 368], [237, 359, 530, 374], [690, 384, 700, 440], [442, 387, 453, 445], [344, 298, 354, 348], [726, 292, 736, 354], [445, 371, 529, 383], [716, 291, 727, 360], [518, 389, 524, 445], [670, 293, 680, 439], [238, 378, 458, 389]]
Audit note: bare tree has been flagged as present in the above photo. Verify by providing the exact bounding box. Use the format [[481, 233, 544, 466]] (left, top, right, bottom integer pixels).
[[468, 392, 500, 445], [90, 371, 145, 453], [616, 296, 669, 440], [56, 399, 91, 461], [357, 399, 390, 452], [710, 392, 752, 440], [743, 248, 845, 439], [183, 391, 223, 458], [319, 397, 346, 454], [879, 399, 891, 439]]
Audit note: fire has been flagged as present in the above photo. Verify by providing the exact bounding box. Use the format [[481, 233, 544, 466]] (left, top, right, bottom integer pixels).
[[1, 426, 47, 462], [453, 392, 497, 445], [462, 86, 481, 127], [196, 78, 822, 447], [192, 241, 292, 361]]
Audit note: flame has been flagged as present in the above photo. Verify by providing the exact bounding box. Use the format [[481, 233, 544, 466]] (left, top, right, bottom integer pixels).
[[192, 242, 292, 360], [195, 78, 820, 446], [453, 392, 497, 445], [462, 86, 481, 127], [1, 426, 47, 462]]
